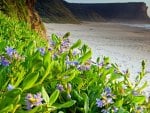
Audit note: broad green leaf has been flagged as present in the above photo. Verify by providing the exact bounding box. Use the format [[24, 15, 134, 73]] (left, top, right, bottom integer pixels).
[[70, 39, 81, 49], [118, 107, 129, 113], [27, 106, 42, 113], [0, 95, 20, 110], [104, 57, 110, 65], [63, 32, 70, 39], [78, 50, 92, 63], [43, 51, 51, 70], [110, 73, 124, 81], [41, 87, 50, 104], [32, 52, 43, 65], [0, 104, 13, 113], [22, 73, 39, 90], [81, 44, 89, 54], [115, 99, 124, 107], [52, 34, 60, 44], [55, 100, 76, 109], [6, 88, 22, 98], [62, 72, 76, 82], [132, 96, 146, 104], [49, 90, 60, 106]]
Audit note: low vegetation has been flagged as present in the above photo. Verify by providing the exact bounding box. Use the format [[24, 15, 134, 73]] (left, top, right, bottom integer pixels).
[[0, 13, 150, 113]]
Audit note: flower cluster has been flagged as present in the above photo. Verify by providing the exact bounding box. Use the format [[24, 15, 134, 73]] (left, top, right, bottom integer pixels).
[[60, 38, 70, 53], [96, 87, 118, 113], [78, 60, 92, 71], [7, 84, 14, 91], [0, 47, 24, 67], [25, 93, 43, 110], [57, 84, 64, 92], [5, 46, 16, 57], [38, 47, 45, 56], [56, 83, 72, 99], [0, 56, 10, 66]]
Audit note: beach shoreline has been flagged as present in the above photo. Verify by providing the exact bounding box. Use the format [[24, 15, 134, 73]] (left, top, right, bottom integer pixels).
[[45, 21, 150, 93]]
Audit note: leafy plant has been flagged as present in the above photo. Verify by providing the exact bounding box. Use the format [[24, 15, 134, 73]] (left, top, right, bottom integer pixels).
[[0, 12, 150, 113]]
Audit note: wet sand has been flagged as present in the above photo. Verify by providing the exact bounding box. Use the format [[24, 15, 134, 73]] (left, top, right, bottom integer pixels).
[[45, 21, 150, 93]]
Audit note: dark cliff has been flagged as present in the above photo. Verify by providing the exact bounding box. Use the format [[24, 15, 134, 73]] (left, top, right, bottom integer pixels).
[[35, 0, 150, 23], [65, 2, 150, 22], [35, 0, 79, 23]]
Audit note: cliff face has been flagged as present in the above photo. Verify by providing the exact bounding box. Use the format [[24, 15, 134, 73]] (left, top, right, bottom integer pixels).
[[65, 2, 150, 22], [35, 0, 149, 23], [0, 0, 46, 38], [35, 0, 79, 23]]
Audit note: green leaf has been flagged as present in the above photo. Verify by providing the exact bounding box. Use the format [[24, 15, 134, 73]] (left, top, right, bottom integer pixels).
[[63, 32, 70, 39], [0, 94, 20, 110], [41, 87, 49, 104], [118, 107, 129, 113], [73, 90, 83, 102], [83, 93, 89, 113], [81, 44, 89, 54], [104, 57, 110, 65], [22, 73, 39, 90], [55, 100, 76, 109], [52, 34, 60, 44], [137, 82, 148, 92], [49, 90, 60, 106], [70, 39, 81, 49], [6, 88, 22, 98], [62, 70, 77, 82], [27, 106, 42, 113], [78, 50, 92, 63], [115, 99, 124, 107], [110, 73, 123, 81], [132, 96, 146, 104], [0, 104, 13, 113], [43, 51, 51, 70]]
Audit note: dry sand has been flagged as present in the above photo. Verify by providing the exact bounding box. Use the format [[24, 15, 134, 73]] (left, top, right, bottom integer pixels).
[[45, 21, 150, 93]]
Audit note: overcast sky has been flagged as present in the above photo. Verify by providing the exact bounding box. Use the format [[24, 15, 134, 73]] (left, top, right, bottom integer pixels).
[[65, 0, 150, 17]]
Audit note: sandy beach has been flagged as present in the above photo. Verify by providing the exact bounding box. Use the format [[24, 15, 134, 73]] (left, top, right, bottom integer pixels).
[[45, 22, 150, 93]]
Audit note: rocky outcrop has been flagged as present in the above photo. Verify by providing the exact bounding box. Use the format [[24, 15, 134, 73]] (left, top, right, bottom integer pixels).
[[35, 0, 79, 23], [0, 0, 46, 38], [65, 2, 150, 22], [35, 0, 149, 23]]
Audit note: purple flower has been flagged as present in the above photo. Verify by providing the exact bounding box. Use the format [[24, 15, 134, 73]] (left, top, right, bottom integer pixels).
[[106, 97, 114, 104], [113, 107, 119, 113], [78, 65, 90, 71], [104, 87, 112, 96], [0, 57, 9, 66], [50, 41, 55, 46], [5, 46, 16, 57], [98, 62, 104, 67], [72, 49, 80, 56], [26, 93, 43, 110], [96, 98, 104, 108], [57, 84, 64, 92], [7, 84, 14, 91], [66, 61, 79, 66], [61, 41, 69, 47], [101, 109, 109, 113], [38, 47, 45, 56]]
